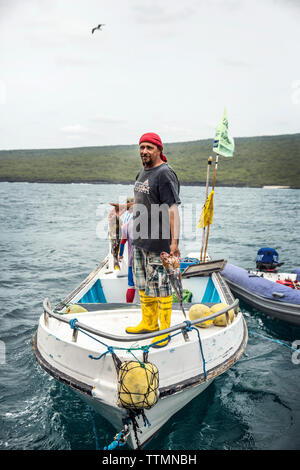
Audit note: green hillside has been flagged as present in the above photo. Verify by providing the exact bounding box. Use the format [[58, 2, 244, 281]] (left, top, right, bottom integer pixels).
[[0, 133, 299, 187]]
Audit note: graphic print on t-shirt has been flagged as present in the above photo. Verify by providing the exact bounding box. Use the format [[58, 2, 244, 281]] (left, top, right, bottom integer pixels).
[[134, 179, 150, 194]]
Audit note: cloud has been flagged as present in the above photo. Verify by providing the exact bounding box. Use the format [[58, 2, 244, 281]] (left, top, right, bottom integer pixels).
[[90, 113, 127, 125], [132, 2, 197, 25], [0, 0, 27, 22], [220, 58, 250, 68], [60, 124, 102, 137], [271, 0, 300, 9], [0, 80, 7, 105], [1, 0, 300, 150], [23, 17, 93, 48], [55, 56, 101, 67], [60, 117, 127, 143], [159, 124, 200, 142]]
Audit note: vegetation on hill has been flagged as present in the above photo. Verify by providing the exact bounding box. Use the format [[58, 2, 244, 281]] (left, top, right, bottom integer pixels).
[[0, 133, 299, 187]]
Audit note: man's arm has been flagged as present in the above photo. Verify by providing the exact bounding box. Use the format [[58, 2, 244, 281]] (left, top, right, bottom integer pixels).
[[169, 204, 180, 257]]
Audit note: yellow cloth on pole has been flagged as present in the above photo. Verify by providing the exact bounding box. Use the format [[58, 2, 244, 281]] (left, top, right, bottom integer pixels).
[[197, 191, 214, 228]]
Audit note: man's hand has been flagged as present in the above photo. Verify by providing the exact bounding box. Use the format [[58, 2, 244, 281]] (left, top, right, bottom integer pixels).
[[170, 240, 180, 258]]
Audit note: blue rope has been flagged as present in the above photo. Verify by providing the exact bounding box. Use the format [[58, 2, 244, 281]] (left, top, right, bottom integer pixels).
[[89, 347, 114, 360], [69, 318, 78, 329], [69, 317, 207, 379], [104, 432, 126, 450], [249, 330, 299, 352], [183, 320, 207, 379], [69, 319, 113, 348]]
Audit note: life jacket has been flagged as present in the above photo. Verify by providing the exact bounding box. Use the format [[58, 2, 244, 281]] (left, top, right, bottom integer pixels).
[[276, 279, 300, 290]]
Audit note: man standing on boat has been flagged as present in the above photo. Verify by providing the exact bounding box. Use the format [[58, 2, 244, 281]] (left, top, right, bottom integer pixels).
[[125, 132, 181, 348]]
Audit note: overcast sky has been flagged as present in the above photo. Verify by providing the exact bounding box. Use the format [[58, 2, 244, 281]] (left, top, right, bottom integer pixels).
[[0, 0, 300, 150]]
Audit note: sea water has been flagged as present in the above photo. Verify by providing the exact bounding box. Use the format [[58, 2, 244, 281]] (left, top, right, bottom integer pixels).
[[0, 182, 300, 450]]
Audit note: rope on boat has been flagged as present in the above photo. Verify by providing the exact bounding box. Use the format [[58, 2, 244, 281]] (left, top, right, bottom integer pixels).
[[183, 320, 207, 379], [88, 403, 130, 450], [248, 330, 299, 353], [103, 429, 128, 450], [88, 403, 148, 450], [68, 318, 207, 379]]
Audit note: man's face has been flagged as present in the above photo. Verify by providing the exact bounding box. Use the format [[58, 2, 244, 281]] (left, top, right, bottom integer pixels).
[[139, 142, 161, 168]]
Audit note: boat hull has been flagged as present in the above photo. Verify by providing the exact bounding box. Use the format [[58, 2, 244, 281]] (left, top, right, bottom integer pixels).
[[225, 279, 300, 326], [33, 253, 248, 449], [32, 329, 212, 448], [221, 262, 300, 326], [76, 378, 212, 449], [32, 306, 247, 449]]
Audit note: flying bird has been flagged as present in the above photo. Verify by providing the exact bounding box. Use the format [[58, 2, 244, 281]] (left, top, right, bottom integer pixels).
[[92, 24, 105, 34]]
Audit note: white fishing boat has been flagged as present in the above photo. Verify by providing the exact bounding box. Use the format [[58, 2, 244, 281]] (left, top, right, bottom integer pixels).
[[32, 249, 248, 449]]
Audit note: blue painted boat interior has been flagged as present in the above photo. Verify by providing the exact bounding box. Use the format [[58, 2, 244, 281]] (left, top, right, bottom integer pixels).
[[77, 275, 221, 305], [77, 252, 220, 304], [201, 277, 221, 303], [78, 279, 107, 303]]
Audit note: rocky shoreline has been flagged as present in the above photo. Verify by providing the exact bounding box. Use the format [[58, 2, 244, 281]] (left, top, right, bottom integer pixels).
[[0, 178, 295, 188]]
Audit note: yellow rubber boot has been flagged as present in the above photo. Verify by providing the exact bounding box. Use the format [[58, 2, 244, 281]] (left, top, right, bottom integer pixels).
[[151, 295, 173, 348], [125, 291, 159, 334]]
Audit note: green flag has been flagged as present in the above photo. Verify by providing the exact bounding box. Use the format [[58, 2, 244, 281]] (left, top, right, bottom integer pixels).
[[213, 108, 235, 157]]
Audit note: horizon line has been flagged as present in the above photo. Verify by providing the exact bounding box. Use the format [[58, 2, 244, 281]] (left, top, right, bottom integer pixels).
[[0, 130, 299, 153]]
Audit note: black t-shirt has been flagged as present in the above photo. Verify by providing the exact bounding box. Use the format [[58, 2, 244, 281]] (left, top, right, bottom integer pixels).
[[132, 163, 181, 253]]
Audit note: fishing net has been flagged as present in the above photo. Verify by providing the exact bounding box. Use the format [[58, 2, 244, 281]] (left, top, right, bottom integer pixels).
[[117, 361, 159, 411]]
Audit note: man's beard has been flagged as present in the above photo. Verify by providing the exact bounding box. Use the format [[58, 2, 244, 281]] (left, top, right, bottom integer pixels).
[[141, 156, 152, 167]]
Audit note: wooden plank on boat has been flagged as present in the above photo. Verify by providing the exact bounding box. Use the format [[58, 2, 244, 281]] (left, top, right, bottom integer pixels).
[[182, 259, 227, 278]]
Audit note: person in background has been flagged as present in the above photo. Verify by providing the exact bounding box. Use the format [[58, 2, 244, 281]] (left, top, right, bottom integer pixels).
[[108, 197, 134, 271], [118, 198, 135, 302]]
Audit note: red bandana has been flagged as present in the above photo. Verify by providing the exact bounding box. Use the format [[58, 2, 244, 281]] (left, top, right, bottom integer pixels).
[[139, 132, 167, 162]]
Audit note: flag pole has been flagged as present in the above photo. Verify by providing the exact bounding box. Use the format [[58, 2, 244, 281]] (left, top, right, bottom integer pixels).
[[198, 107, 234, 263], [203, 154, 218, 262], [200, 156, 213, 262]]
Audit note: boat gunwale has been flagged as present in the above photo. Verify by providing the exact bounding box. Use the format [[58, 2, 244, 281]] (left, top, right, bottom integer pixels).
[[42, 297, 240, 343], [32, 315, 248, 400]]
